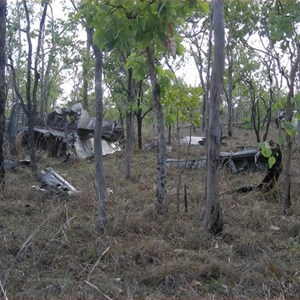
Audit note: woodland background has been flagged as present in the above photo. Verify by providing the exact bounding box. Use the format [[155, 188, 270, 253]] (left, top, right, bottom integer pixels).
[[0, 0, 300, 299]]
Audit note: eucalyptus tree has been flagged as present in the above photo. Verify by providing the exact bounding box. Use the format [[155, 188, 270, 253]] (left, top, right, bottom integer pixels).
[[202, 0, 225, 234], [183, 10, 211, 131], [7, 1, 80, 159], [0, 0, 7, 186], [223, 1, 260, 137], [71, 2, 107, 229], [8, 1, 49, 172], [85, 0, 208, 213], [104, 52, 152, 150], [257, 1, 300, 210]]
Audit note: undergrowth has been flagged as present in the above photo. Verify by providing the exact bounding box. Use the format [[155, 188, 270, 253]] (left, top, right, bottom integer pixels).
[[0, 127, 299, 299]]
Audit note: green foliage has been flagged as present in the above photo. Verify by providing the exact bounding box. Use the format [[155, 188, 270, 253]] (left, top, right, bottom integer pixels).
[[294, 93, 300, 120], [277, 133, 285, 147], [85, 0, 208, 55], [162, 82, 203, 126], [281, 119, 297, 137], [125, 53, 147, 80], [258, 141, 276, 168]]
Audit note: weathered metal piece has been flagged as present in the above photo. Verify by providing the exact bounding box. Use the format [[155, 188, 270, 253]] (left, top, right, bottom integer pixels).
[[37, 167, 78, 195], [7, 103, 124, 159], [166, 148, 268, 173], [3, 159, 30, 171], [180, 136, 206, 146]]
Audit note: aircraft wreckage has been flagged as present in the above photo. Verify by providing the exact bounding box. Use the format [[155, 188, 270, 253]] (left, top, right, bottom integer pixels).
[[7, 103, 124, 159]]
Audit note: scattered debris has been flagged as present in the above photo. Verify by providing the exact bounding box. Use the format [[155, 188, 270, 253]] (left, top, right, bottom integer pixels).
[[220, 149, 268, 173], [8, 103, 124, 159], [145, 143, 172, 153], [166, 148, 269, 173], [180, 136, 206, 146], [36, 167, 78, 196], [166, 158, 206, 169], [3, 159, 30, 171], [235, 145, 282, 193]]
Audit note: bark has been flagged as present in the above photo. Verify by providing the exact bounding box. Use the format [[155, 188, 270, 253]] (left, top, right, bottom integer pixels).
[[0, 0, 7, 187], [203, 13, 213, 131], [226, 48, 233, 137], [203, 0, 224, 234], [146, 46, 167, 214], [40, 4, 55, 120], [125, 67, 134, 179], [82, 26, 92, 110], [91, 32, 107, 229], [247, 79, 261, 143], [135, 80, 151, 150], [23, 2, 36, 172], [283, 43, 300, 211]]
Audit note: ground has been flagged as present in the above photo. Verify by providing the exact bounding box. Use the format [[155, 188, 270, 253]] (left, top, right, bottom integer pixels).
[[0, 126, 300, 299]]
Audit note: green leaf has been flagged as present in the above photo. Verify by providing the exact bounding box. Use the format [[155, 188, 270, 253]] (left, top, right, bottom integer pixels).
[[165, 113, 176, 125], [198, 1, 210, 14], [268, 156, 276, 168], [278, 133, 286, 146], [294, 93, 300, 111], [263, 147, 272, 158], [282, 120, 297, 137], [258, 142, 266, 149], [93, 30, 106, 50]]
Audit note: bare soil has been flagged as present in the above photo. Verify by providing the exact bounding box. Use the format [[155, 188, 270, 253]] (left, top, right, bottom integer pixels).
[[0, 127, 300, 299]]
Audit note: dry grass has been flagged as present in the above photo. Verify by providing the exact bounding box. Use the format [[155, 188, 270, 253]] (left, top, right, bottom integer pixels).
[[0, 127, 300, 299]]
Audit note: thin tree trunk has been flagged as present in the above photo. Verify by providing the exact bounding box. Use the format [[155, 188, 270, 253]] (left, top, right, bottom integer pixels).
[[283, 43, 300, 211], [92, 42, 107, 229], [82, 26, 92, 110], [40, 4, 55, 121], [136, 80, 144, 150], [0, 0, 7, 187], [146, 46, 167, 214], [23, 2, 37, 172], [92, 48, 106, 228], [125, 67, 134, 179], [203, 0, 224, 234], [203, 13, 213, 131], [227, 49, 233, 137]]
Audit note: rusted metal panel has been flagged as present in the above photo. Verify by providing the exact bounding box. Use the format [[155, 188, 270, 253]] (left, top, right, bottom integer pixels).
[[7, 103, 124, 159]]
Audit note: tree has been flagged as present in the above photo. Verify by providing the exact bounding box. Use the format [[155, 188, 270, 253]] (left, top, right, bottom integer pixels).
[[93, 42, 107, 229], [72, 1, 107, 229], [202, 0, 224, 234], [146, 45, 167, 213], [87, 0, 207, 213], [0, 0, 7, 187], [183, 12, 212, 132], [8, 1, 49, 172], [257, 1, 300, 210]]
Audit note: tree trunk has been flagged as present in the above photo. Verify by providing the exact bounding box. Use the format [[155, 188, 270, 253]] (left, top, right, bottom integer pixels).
[[0, 0, 7, 187], [203, 0, 224, 234], [136, 102, 143, 150], [283, 43, 300, 211], [125, 67, 134, 179], [203, 13, 213, 132], [82, 26, 92, 110], [40, 4, 55, 121], [226, 48, 233, 137], [146, 46, 167, 214], [23, 2, 37, 172], [92, 44, 107, 229]]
